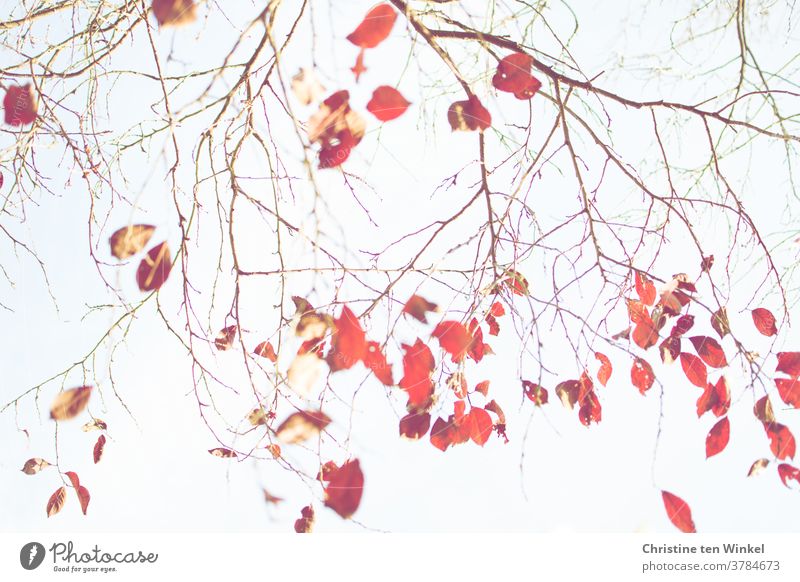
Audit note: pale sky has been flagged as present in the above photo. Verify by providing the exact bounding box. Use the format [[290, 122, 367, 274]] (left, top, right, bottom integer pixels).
[[2, 0, 800, 534]]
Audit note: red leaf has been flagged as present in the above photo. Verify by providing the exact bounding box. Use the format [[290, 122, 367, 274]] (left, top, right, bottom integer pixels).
[[432, 320, 473, 363], [65, 472, 90, 515], [324, 459, 364, 519], [705, 417, 730, 458], [318, 461, 339, 482], [752, 308, 777, 337], [486, 313, 500, 336], [474, 380, 490, 396], [151, 0, 197, 27], [697, 376, 730, 418], [491, 52, 542, 100], [364, 341, 393, 386], [776, 352, 800, 377], [778, 464, 800, 488], [775, 377, 800, 408], [399, 339, 435, 411], [430, 417, 452, 451], [578, 391, 602, 426], [467, 319, 490, 363], [447, 95, 491, 132], [635, 272, 656, 306], [765, 423, 796, 460], [465, 408, 493, 446], [630, 357, 655, 395], [214, 325, 237, 351], [3, 84, 38, 126], [93, 435, 106, 464], [50, 386, 93, 421], [661, 491, 696, 533], [399, 412, 431, 440], [490, 302, 506, 317], [402, 295, 438, 323], [308, 91, 365, 169], [136, 241, 172, 291], [688, 336, 727, 368], [503, 270, 529, 295], [46, 487, 67, 518], [595, 352, 612, 386], [522, 380, 548, 405], [367, 86, 410, 121], [671, 315, 695, 337], [346, 4, 397, 49], [254, 341, 278, 362], [351, 49, 367, 81], [680, 353, 707, 388], [327, 306, 367, 372]]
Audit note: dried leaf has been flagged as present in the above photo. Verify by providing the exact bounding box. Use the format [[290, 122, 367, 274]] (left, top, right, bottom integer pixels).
[[21, 458, 51, 475], [291, 68, 326, 106], [50, 386, 93, 421], [275, 410, 331, 444], [214, 325, 237, 351], [747, 458, 769, 477], [108, 225, 155, 259], [294, 505, 315, 533], [46, 487, 67, 518], [208, 448, 237, 458], [287, 352, 324, 397], [447, 95, 491, 131]]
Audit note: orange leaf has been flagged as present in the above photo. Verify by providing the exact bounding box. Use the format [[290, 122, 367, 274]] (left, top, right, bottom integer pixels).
[[634, 272, 656, 306], [661, 491, 696, 533], [399, 339, 435, 411], [705, 417, 730, 458], [326, 305, 367, 372], [680, 353, 707, 387], [688, 336, 727, 368], [367, 86, 410, 121], [630, 357, 655, 395], [364, 341, 394, 386], [324, 459, 364, 519], [765, 423, 796, 460], [432, 320, 473, 363], [50, 386, 93, 421], [346, 4, 397, 49], [595, 352, 612, 386], [465, 408, 493, 446], [696, 376, 730, 418]]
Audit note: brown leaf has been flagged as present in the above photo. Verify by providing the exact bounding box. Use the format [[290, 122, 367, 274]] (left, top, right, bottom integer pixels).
[[294, 505, 315, 533], [747, 458, 769, 477], [46, 487, 67, 518], [21, 458, 51, 475], [81, 418, 108, 432], [275, 410, 331, 444], [710, 307, 731, 339], [208, 448, 237, 458], [402, 294, 438, 323], [214, 325, 237, 351], [108, 225, 155, 259], [263, 488, 283, 505], [50, 386, 93, 421]]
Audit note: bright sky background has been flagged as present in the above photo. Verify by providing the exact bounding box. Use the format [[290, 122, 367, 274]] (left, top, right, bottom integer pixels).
[[2, 0, 800, 534]]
